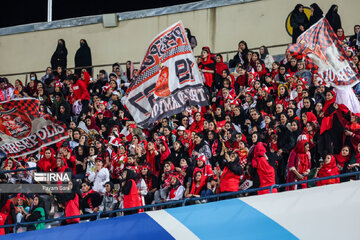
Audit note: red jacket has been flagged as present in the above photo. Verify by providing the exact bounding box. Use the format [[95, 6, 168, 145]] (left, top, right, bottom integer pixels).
[[253, 142, 277, 195], [123, 179, 141, 209], [220, 165, 241, 192], [72, 79, 90, 101], [65, 193, 80, 224]]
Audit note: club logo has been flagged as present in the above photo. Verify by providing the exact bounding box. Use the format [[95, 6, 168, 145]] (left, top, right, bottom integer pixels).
[[0, 108, 32, 139], [155, 66, 171, 98]]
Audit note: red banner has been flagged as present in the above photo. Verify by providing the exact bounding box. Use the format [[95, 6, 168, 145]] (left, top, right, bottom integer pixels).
[[0, 98, 68, 158]]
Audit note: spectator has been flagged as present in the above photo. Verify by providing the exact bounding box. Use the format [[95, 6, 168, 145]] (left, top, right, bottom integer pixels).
[[259, 46, 274, 70], [198, 47, 215, 92], [121, 169, 141, 215], [290, 4, 309, 43], [219, 150, 242, 193], [252, 142, 277, 194], [325, 4, 342, 33], [24, 195, 45, 231], [51, 39, 67, 70], [74, 39, 92, 77], [88, 159, 110, 195], [185, 28, 197, 50], [315, 154, 340, 186], [286, 141, 311, 190], [309, 3, 323, 27], [229, 40, 249, 68], [349, 25, 360, 49]]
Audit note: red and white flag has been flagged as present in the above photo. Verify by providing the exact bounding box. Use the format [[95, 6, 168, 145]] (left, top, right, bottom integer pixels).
[[0, 98, 68, 158], [288, 17, 360, 113], [123, 21, 208, 127]]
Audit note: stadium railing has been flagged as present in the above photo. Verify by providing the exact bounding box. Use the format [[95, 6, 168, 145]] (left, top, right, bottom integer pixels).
[[0, 42, 291, 84], [0, 169, 359, 233]]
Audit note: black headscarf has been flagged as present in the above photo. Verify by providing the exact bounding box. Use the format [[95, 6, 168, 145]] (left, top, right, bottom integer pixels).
[[51, 39, 68, 70], [290, 4, 309, 43], [309, 3, 323, 26], [30, 195, 45, 214], [260, 46, 270, 60], [75, 39, 92, 77], [325, 5, 342, 32]]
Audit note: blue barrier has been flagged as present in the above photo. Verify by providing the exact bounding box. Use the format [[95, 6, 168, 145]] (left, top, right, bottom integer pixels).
[[0, 170, 359, 233], [0, 167, 36, 174]]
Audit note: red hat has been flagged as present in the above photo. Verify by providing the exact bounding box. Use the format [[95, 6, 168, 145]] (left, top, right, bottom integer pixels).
[[109, 136, 122, 147], [102, 83, 111, 92], [55, 81, 63, 88], [17, 193, 26, 201], [196, 154, 207, 164], [263, 86, 271, 94], [230, 99, 240, 106], [285, 73, 295, 80], [100, 101, 108, 108]]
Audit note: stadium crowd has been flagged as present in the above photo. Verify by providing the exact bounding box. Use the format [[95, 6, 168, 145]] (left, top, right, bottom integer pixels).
[[0, 2, 360, 235]]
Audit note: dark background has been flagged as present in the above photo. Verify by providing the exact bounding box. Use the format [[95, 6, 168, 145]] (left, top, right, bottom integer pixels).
[[0, 0, 203, 28]]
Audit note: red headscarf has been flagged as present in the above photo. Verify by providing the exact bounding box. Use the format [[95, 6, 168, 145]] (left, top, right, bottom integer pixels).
[[190, 171, 207, 195], [293, 140, 311, 174], [317, 155, 340, 186], [160, 140, 171, 164], [215, 55, 229, 75]]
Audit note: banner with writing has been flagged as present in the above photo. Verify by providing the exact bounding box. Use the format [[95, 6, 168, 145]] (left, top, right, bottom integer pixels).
[[123, 21, 208, 127], [0, 98, 68, 158]]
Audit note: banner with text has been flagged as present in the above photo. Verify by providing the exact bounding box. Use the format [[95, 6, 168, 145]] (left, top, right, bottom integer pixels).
[[0, 98, 68, 158], [288, 17, 360, 88], [123, 21, 208, 127]]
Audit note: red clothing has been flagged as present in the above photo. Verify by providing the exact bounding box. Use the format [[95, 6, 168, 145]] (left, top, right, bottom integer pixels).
[[198, 49, 215, 88], [0, 212, 6, 235], [123, 179, 141, 209], [252, 142, 277, 195], [317, 155, 340, 186], [219, 165, 241, 192], [215, 55, 229, 75], [72, 79, 90, 101], [65, 193, 80, 224]]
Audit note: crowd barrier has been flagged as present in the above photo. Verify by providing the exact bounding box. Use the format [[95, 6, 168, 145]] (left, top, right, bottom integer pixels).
[[0, 169, 359, 233]]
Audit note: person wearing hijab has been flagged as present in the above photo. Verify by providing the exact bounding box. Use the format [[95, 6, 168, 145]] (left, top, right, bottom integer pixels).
[[74, 39, 92, 77], [51, 39, 68, 70], [198, 47, 215, 92], [325, 4, 342, 32], [315, 154, 340, 186], [121, 169, 142, 214], [252, 142, 277, 195], [24, 195, 45, 231], [185, 28, 197, 50], [309, 3, 323, 27], [286, 140, 311, 190], [259, 46, 274, 70], [290, 4, 309, 43], [229, 40, 249, 68]]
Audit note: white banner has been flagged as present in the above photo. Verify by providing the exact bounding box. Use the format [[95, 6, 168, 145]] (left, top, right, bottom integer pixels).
[[123, 21, 208, 127]]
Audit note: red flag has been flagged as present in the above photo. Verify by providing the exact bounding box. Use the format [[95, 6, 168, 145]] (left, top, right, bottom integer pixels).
[[0, 98, 68, 158]]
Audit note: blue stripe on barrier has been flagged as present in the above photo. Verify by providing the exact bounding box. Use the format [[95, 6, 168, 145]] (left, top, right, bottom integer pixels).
[[0, 213, 175, 240], [166, 198, 298, 240]]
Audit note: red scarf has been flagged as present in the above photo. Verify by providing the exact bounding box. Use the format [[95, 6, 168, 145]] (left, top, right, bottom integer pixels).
[[294, 141, 310, 174], [160, 140, 171, 164], [335, 153, 350, 168]]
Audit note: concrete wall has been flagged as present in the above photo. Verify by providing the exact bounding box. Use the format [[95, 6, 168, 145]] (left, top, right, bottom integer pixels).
[[0, 0, 359, 83]]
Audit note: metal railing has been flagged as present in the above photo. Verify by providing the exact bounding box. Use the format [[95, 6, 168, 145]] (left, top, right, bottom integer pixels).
[[0, 42, 291, 84], [0, 170, 359, 234]]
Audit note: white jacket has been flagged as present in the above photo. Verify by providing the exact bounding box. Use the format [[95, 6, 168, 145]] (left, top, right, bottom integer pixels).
[[88, 167, 110, 195]]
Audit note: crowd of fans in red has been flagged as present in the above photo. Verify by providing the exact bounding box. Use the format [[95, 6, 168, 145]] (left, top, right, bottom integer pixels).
[[0, 5, 359, 235]]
